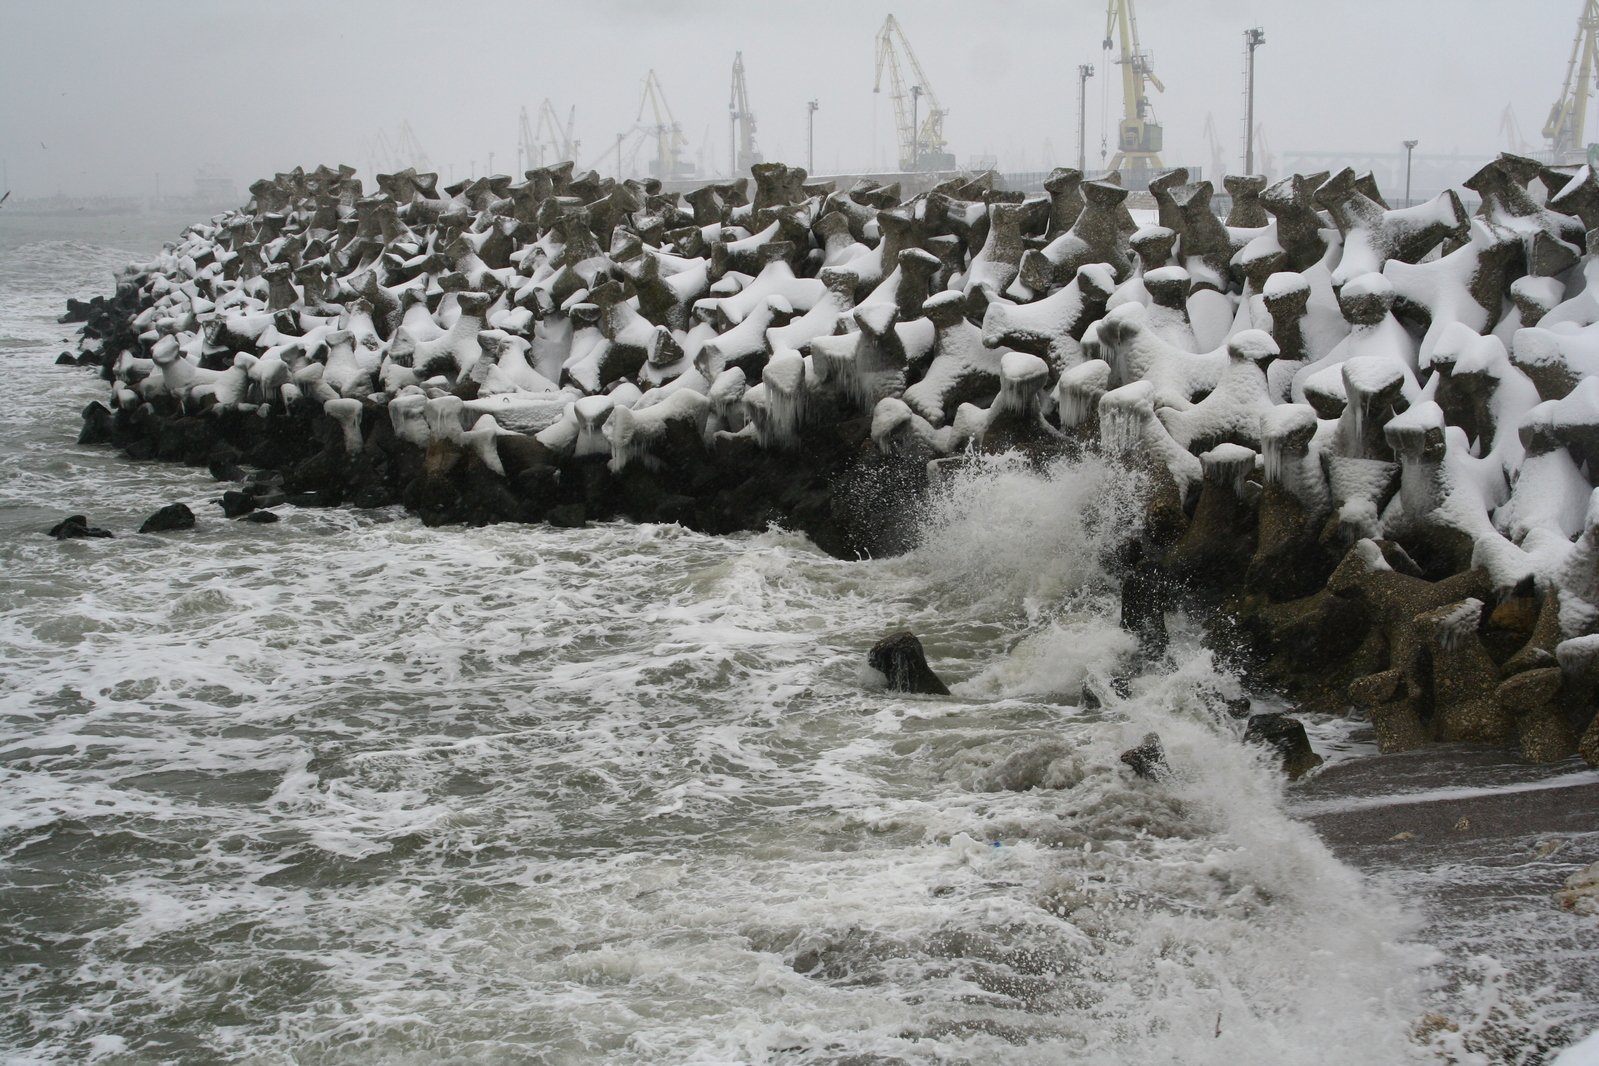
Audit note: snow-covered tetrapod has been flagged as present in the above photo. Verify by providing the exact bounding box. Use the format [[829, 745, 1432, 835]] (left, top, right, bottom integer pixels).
[[71, 154, 1599, 765]]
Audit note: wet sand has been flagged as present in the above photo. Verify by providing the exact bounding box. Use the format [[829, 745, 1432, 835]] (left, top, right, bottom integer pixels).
[[1290, 733, 1599, 1059], [1294, 741, 1599, 853]]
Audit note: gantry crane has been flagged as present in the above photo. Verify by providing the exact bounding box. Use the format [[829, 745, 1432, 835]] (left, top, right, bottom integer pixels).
[[638, 70, 694, 181], [1103, 0, 1165, 174], [1544, 0, 1599, 162], [873, 14, 955, 172], [729, 52, 762, 177]]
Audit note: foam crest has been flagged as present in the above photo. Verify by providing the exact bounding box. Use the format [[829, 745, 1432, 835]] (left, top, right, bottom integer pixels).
[[905, 450, 1150, 619]]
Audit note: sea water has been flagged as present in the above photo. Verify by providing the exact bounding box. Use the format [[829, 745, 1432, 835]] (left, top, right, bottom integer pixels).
[[0, 217, 1589, 1064]]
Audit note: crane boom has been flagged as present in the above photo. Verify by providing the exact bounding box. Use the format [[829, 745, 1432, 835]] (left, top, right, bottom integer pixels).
[[872, 14, 954, 171], [1545, 0, 1599, 162], [729, 52, 761, 177], [1103, 0, 1164, 175]]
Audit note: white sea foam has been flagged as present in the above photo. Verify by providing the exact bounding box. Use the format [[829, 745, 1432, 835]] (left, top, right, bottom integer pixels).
[[2, 233, 1594, 1064]]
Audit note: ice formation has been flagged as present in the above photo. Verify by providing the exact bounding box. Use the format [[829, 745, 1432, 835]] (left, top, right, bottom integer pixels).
[[68, 154, 1599, 765]]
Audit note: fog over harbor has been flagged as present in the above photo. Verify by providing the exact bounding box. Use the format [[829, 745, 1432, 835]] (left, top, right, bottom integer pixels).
[[0, 0, 1582, 201]]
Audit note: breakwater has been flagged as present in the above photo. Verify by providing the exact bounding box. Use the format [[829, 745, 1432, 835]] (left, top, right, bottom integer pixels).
[[62, 156, 1599, 767]]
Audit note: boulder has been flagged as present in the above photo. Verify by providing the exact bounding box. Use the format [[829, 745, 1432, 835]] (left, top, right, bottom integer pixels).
[[868, 631, 950, 695], [1120, 732, 1171, 780], [219, 490, 257, 517], [138, 502, 196, 533], [46, 515, 113, 540], [1242, 713, 1324, 779]]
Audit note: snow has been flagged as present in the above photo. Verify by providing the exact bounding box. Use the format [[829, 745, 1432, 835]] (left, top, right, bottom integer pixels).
[[1551, 1028, 1599, 1065]]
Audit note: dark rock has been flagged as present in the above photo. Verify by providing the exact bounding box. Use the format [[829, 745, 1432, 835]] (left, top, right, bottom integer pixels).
[[55, 352, 77, 366], [1120, 563, 1170, 656], [548, 502, 588, 528], [1242, 713, 1324, 779], [77, 401, 115, 446], [1120, 732, 1171, 780], [208, 459, 246, 482], [219, 490, 257, 517], [138, 503, 196, 534], [242, 510, 280, 524], [867, 630, 950, 695], [47, 515, 113, 540]]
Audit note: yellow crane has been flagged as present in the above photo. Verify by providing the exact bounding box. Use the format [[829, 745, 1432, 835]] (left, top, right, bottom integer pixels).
[[1544, 0, 1599, 162], [873, 14, 954, 172], [1102, 0, 1165, 174], [729, 52, 762, 177], [638, 70, 693, 181]]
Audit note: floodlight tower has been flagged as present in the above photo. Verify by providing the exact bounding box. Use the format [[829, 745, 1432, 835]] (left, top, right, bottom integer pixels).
[[1077, 64, 1095, 172], [1243, 27, 1265, 174]]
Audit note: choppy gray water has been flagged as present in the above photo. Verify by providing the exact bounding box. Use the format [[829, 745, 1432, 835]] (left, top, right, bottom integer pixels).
[[0, 218, 1591, 1065]]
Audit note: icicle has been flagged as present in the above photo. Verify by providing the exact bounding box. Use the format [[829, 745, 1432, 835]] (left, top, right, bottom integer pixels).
[[1098, 381, 1155, 455]]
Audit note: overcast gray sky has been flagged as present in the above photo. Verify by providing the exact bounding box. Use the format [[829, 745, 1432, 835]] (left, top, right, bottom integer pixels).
[[0, 0, 1581, 199]]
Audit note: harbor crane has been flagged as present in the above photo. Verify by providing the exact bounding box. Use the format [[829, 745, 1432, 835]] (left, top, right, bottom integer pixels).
[[519, 99, 579, 170], [1500, 104, 1535, 155], [1544, 0, 1599, 162], [638, 69, 694, 181], [583, 71, 695, 182], [369, 121, 431, 180], [1102, 0, 1165, 175], [729, 52, 762, 177], [872, 14, 955, 172]]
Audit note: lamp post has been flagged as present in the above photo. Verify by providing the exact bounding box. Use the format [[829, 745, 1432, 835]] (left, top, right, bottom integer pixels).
[[1077, 64, 1095, 173], [910, 84, 922, 171], [1403, 139, 1418, 207], [1244, 28, 1265, 174], [808, 99, 819, 174]]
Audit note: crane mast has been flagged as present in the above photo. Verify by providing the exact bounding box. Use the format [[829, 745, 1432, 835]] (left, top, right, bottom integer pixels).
[[1103, 0, 1165, 175], [1545, 0, 1599, 162], [729, 52, 762, 177], [872, 14, 954, 172]]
